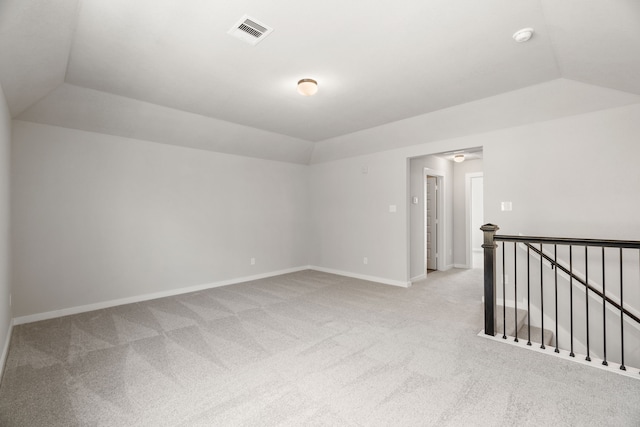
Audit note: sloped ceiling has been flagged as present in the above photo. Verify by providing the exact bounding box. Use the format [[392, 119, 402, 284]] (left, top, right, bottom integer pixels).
[[0, 0, 80, 116], [1, 0, 639, 164]]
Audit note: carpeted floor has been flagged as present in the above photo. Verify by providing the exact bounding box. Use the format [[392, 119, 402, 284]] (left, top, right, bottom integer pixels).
[[0, 269, 638, 426]]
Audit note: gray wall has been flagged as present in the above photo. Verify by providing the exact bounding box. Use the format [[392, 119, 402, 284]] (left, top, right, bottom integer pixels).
[[8, 92, 640, 320], [11, 121, 310, 317], [0, 84, 11, 359], [309, 152, 407, 284]]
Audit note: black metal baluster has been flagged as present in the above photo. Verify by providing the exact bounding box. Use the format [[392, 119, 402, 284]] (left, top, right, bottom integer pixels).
[[487, 234, 640, 371], [527, 245, 531, 346], [602, 247, 607, 366], [554, 245, 559, 353], [569, 246, 575, 357], [585, 246, 591, 362], [620, 248, 626, 371], [540, 243, 545, 349], [514, 242, 519, 343], [502, 242, 506, 339]]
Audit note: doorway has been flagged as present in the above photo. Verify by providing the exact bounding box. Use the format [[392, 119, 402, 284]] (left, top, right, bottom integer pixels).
[[408, 156, 448, 283], [466, 173, 484, 268], [426, 175, 438, 273]]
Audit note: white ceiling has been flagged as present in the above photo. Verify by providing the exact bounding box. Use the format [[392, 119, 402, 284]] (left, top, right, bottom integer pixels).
[[1, 0, 640, 162]]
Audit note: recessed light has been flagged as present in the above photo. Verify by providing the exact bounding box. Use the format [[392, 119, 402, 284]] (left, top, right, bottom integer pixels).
[[513, 28, 534, 43]]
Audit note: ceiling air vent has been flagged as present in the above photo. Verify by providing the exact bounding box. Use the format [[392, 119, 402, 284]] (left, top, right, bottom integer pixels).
[[228, 15, 273, 46]]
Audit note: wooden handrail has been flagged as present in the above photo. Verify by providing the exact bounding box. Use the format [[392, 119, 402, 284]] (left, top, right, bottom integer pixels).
[[495, 234, 640, 250]]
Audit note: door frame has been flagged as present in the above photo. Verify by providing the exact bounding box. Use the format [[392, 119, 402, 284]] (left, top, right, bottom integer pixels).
[[465, 172, 484, 268], [423, 168, 445, 273]]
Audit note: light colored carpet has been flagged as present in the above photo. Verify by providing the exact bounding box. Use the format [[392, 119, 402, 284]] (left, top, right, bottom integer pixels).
[[1, 269, 639, 426]]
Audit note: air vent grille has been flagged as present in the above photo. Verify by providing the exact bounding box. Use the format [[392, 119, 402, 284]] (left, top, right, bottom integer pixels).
[[228, 15, 273, 46]]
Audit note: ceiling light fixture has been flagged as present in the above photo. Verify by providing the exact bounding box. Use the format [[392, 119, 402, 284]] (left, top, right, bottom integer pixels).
[[512, 28, 534, 43], [453, 154, 465, 163], [297, 79, 318, 96]]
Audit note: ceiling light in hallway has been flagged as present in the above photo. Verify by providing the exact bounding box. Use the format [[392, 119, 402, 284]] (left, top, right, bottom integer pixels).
[[453, 154, 465, 163]]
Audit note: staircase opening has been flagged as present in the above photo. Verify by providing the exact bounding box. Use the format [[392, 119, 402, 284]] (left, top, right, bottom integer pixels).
[[480, 224, 640, 378]]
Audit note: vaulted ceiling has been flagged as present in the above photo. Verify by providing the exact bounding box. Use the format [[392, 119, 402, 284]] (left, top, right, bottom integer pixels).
[[1, 0, 639, 163]]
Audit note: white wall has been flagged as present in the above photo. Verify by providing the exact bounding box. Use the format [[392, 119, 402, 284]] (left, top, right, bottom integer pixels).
[[11, 121, 310, 318], [483, 104, 640, 239], [0, 84, 12, 363], [452, 159, 483, 267], [409, 155, 453, 280]]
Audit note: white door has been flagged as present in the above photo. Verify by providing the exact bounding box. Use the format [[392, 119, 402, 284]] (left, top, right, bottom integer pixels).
[[426, 176, 438, 271]]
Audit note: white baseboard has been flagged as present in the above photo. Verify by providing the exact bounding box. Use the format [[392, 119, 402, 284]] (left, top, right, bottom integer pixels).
[[13, 264, 413, 325], [410, 274, 426, 283], [13, 266, 310, 325], [453, 263, 470, 269], [0, 319, 14, 378], [478, 330, 639, 381], [309, 266, 411, 288]]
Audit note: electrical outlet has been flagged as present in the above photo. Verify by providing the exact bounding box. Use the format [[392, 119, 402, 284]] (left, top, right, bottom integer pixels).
[[250, 258, 255, 265], [504, 274, 509, 285], [363, 257, 368, 265]]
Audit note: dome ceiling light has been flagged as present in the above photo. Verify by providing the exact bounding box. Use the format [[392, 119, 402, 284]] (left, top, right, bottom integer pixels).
[[453, 154, 465, 163], [297, 79, 318, 96]]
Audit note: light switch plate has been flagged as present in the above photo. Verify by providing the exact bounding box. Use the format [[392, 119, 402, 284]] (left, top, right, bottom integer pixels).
[[389, 205, 397, 213]]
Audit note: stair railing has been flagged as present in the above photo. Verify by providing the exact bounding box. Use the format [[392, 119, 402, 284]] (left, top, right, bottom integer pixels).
[[482, 223, 640, 373]]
